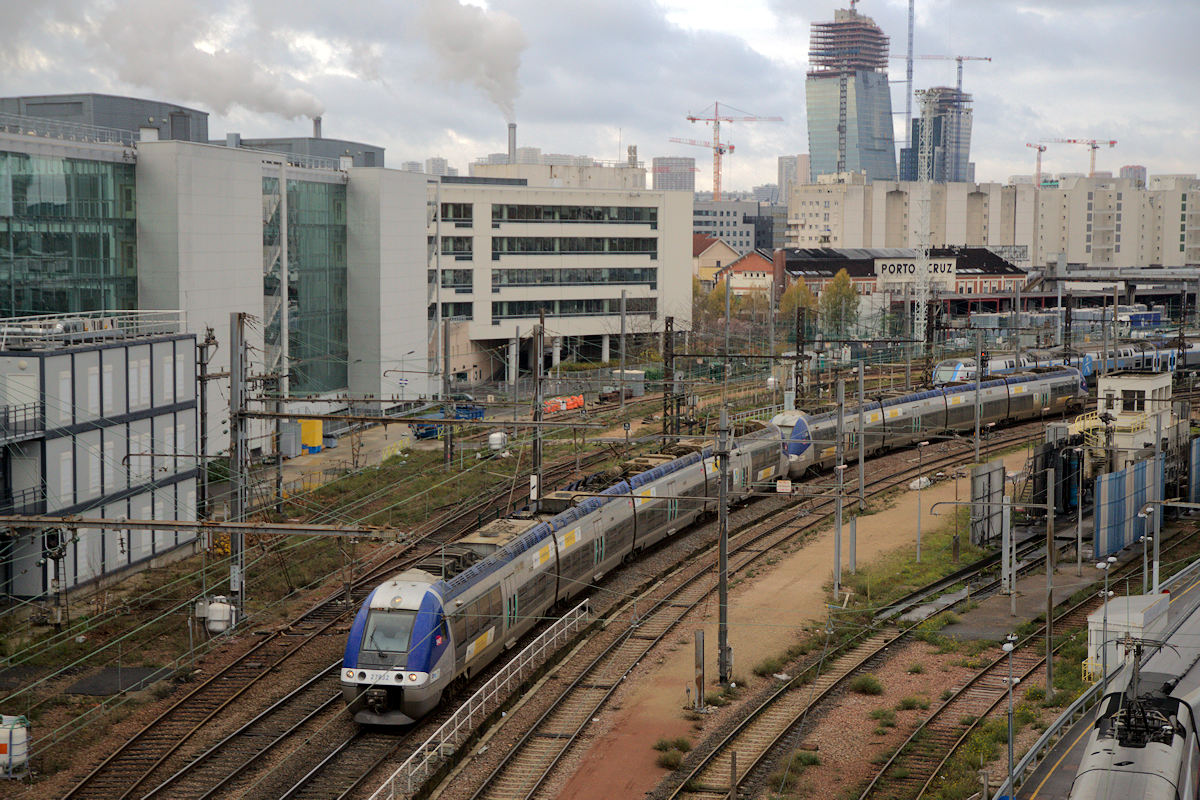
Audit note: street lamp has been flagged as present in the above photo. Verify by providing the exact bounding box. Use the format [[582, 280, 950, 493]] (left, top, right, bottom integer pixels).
[[1002, 633, 1020, 793], [1137, 533, 1153, 595], [1096, 555, 1117, 696], [1140, 504, 1159, 592], [916, 441, 930, 563]]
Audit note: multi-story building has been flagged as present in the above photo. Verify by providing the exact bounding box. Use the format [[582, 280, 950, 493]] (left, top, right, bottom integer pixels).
[[228, 125, 385, 168], [652, 157, 697, 192], [693, 199, 761, 254], [429, 177, 691, 376], [778, 154, 810, 203], [693, 234, 740, 290], [1, 93, 209, 142], [898, 87, 974, 183], [0, 311, 198, 600], [1120, 165, 1147, 189], [805, 6, 897, 182], [786, 172, 1200, 269]]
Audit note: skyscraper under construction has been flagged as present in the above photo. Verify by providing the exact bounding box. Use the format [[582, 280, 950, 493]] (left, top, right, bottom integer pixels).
[[805, 4, 897, 182], [899, 86, 975, 183]]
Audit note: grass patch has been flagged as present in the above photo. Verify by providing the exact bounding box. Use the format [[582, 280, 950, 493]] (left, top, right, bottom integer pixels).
[[656, 750, 683, 769], [769, 750, 822, 791], [754, 656, 786, 677], [653, 736, 692, 769], [870, 708, 896, 727], [850, 674, 884, 695], [907, 663, 925, 674], [897, 695, 930, 711]]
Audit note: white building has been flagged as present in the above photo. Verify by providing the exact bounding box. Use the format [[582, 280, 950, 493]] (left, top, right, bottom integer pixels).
[[787, 172, 1200, 269], [693, 199, 761, 254], [0, 312, 198, 600], [430, 177, 692, 379]]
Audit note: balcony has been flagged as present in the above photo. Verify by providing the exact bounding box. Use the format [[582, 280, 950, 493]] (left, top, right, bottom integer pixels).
[[0, 487, 46, 516], [0, 402, 43, 445]]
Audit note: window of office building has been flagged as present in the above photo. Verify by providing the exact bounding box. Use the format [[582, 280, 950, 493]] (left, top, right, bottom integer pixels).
[[0, 152, 137, 316], [491, 267, 656, 288], [492, 204, 657, 226], [262, 176, 348, 395], [492, 297, 656, 320], [491, 237, 658, 258]]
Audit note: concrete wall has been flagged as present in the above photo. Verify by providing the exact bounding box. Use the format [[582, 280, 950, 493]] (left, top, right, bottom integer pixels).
[[346, 167, 431, 399]]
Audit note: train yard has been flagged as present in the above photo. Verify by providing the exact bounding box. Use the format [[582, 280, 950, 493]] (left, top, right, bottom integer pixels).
[[5, 356, 1200, 800]]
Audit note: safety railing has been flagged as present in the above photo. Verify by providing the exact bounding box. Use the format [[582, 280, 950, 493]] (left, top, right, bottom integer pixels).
[[731, 404, 784, 423], [993, 555, 1200, 798], [0, 111, 137, 147], [367, 600, 592, 800], [0, 402, 43, 444]]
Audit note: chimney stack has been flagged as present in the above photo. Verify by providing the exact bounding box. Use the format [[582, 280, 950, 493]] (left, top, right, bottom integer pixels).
[[313, 116, 323, 138], [508, 123, 517, 164]]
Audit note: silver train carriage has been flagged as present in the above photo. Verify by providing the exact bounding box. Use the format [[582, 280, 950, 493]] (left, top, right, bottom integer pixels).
[[771, 367, 1087, 479], [340, 424, 786, 724], [1069, 638, 1200, 800], [932, 339, 1200, 385]]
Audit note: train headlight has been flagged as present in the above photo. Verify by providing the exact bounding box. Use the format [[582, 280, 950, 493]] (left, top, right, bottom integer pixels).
[[408, 673, 418, 682], [345, 670, 354, 679], [358, 671, 366, 680], [396, 673, 405, 682]]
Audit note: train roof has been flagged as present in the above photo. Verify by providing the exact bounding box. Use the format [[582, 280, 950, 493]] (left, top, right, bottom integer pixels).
[[369, 570, 439, 610]]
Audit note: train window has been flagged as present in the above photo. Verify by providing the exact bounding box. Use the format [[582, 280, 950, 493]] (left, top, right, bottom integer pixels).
[[362, 610, 417, 654]]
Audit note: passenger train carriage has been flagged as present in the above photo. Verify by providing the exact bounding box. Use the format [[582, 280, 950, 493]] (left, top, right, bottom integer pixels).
[[772, 367, 1087, 478], [933, 339, 1200, 386], [341, 423, 785, 724]]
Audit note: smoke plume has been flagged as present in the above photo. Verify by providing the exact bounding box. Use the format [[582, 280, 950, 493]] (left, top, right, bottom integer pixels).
[[419, 0, 526, 122]]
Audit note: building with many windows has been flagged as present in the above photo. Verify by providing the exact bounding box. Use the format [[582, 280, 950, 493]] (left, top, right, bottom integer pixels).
[[786, 172, 1200, 269], [898, 87, 974, 183], [652, 156, 696, 192], [0, 311, 198, 601], [429, 177, 691, 379], [693, 199, 761, 254], [805, 6, 897, 182], [1, 93, 209, 142]]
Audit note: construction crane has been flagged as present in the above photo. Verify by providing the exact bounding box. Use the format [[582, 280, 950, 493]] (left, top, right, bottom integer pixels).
[[682, 101, 782, 200], [1026, 143, 1047, 187], [890, 55, 990, 154], [1040, 138, 1118, 178]]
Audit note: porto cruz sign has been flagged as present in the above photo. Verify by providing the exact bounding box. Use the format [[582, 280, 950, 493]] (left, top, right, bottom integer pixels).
[[874, 257, 957, 288]]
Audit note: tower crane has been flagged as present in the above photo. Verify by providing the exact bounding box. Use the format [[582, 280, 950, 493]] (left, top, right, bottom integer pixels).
[[1026, 143, 1047, 187], [681, 101, 782, 200], [1040, 138, 1117, 178]]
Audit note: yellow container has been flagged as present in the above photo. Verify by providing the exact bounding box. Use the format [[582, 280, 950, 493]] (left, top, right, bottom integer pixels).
[[300, 419, 323, 452]]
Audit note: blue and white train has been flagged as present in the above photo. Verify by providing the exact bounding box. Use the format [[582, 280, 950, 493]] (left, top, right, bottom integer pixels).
[[932, 340, 1200, 386], [341, 424, 786, 724], [771, 367, 1088, 479]]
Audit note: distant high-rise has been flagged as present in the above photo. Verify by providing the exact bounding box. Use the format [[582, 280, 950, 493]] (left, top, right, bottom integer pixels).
[[653, 156, 697, 192], [425, 156, 451, 176], [1120, 165, 1147, 188], [898, 87, 974, 183], [805, 6, 897, 182], [777, 154, 810, 203]]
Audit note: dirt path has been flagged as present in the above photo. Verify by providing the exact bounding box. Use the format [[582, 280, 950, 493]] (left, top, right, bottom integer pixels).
[[555, 449, 1030, 800]]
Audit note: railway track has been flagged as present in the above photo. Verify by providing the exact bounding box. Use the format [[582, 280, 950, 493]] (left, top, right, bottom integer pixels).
[[859, 530, 1200, 800], [460, 426, 1046, 800], [659, 501, 1197, 800], [60, 447, 610, 800]]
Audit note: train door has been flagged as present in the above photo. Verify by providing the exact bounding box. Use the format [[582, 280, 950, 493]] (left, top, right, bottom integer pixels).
[[502, 574, 520, 642]]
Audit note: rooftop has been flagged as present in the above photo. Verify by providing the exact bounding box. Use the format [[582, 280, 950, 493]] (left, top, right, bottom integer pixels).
[[0, 311, 185, 352]]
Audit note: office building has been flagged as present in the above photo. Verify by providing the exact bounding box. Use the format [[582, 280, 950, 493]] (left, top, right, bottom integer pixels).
[[228, 128, 385, 168], [0, 93, 209, 142], [805, 6, 897, 182], [693, 199, 761, 254], [652, 157, 697, 192], [430, 177, 691, 377], [898, 86, 974, 183], [0, 311, 198, 600], [785, 172, 1200, 269], [1120, 165, 1147, 189], [778, 155, 809, 203]]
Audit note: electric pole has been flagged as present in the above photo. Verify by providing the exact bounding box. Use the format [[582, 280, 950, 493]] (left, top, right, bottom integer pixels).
[[443, 318, 452, 469], [717, 404, 731, 685], [197, 326, 216, 519], [533, 310, 545, 512], [228, 312, 249, 619]]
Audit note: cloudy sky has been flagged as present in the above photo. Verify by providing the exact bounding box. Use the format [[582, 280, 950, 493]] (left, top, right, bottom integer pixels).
[[5, 0, 1198, 191]]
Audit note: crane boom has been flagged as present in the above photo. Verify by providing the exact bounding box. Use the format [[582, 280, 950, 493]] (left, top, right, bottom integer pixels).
[[1026, 143, 1047, 187], [1040, 138, 1118, 177], [683, 101, 782, 200]]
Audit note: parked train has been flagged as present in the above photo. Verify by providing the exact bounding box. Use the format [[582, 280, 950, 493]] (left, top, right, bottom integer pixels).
[[771, 367, 1087, 479], [341, 424, 786, 724], [1069, 638, 1200, 800], [932, 339, 1200, 386]]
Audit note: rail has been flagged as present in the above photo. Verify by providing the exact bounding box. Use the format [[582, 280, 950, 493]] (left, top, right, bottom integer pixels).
[[730, 403, 783, 423], [0, 111, 137, 147], [991, 554, 1200, 798], [367, 600, 592, 800]]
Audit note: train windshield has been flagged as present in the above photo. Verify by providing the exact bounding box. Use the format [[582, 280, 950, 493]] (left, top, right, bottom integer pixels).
[[362, 610, 417, 655], [932, 361, 967, 384]]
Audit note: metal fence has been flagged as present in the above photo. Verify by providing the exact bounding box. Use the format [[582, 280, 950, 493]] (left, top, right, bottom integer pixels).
[[367, 600, 592, 800], [1093, 455, 1162, 557], [0, 111, 137, 147], [993, 554, 1200, 798]]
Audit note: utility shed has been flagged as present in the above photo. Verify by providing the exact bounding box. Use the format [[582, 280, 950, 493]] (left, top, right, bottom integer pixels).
[[1085, 594, 1168, 681]]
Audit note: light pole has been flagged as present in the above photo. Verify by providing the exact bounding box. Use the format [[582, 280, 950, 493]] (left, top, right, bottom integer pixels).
[[1072, 446, 1085, 577], [984, 422, 996, 461], [1097, 555, 1117, 696], [1140, 505, 1159, 593], [1002, 632, 1020, 793], [1138, 533, 1153, 595], [916, 441, 930, 563], [835, 463, 847, 597]]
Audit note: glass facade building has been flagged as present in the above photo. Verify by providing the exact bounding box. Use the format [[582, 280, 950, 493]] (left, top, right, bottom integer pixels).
[[0, 152, 137, 316], [262, 176, 349, 395], [806, 72, 897, 182]]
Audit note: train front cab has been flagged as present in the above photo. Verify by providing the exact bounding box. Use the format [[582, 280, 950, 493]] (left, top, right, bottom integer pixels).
[[342, 582, 453, 725]]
